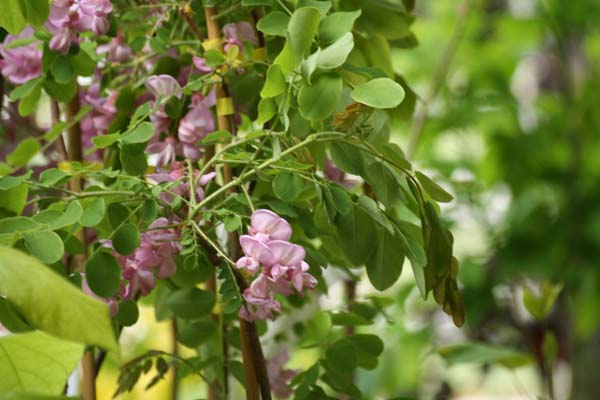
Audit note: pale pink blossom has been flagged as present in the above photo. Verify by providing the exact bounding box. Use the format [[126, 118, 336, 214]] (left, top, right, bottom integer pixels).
[[0, 28, 42, 84], [223, 21, 257, 52], [97, 32, 132, 62], [249, 209, 292, 242], [267, 350, 299, 399], [192, 56, 213, 74]]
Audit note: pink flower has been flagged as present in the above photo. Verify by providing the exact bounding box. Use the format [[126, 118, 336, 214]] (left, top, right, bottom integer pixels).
[[237, 209, 317, 321], [145, 74, 182, 100], [97, 32, 132, 62], [222, 21, 257, 52], [192, 56, 213, 74], [0, 28, 42, 84], [46, 0, 113, 54], [121, 260, 156, 299], [249, 209, 292, 242], [238, 235, 276, 274], [267, 350, 299, 399], [178, 93, 215, 144], [147, 163, 216, 203]]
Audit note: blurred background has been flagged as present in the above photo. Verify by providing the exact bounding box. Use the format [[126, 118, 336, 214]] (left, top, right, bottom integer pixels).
[[71, 0, 600, 398]]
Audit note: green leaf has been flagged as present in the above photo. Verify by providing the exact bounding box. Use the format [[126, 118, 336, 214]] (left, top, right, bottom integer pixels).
[[366, 162, 400, 207], [345, 333, 384, 369], [48, 200, 83, 230], [328, 184, 352, 215], [80, 197, 106, 227], [335, 204, 376, 265], [112, 223, 140, 256], [319, 10, 361, 44], [0, 297, 31, 332], [257, 98, 277, 125], [39, 168, 68, 185], [257, 11, 289, 37], [415, 171, 453, 203], [200, 130, 232, 145], [298, 74, 342, 120], [0, 184, 28, 217], [18, 85, 41, 116], [0, 246, 119, 351], [438, 343, 532, 368], [50, 56, 73, 84], [0, 1, 25, 34], [178, 319, 216, 348], [315, 32, 354, 70], [121, 122, 155, 144], [21, 0, 50, 27], [288, 7, 321, 59], [139, 199, 158, 222], [167, 288, 215, 320], [115, 300, 139, 327], [70, 49, 96, 77], [0, 331, 83, 394], [107, 203, 130, 228], [92, 133, 120, 148], [9, 76, 44, 102], [6, 138, 40, 167], [86, 251, 121, 297], [120, 144, 148, 176], [381, 142, 411, 170], [351, 78, 405, 109], [242, 0, 273, 5], [353, 0, 412, 40], [298, 0, 331, 15], [273, 172, 304, 201], [43, 78, 78, 103], [522, 282, 563, 321], [330, 143, 364, 175], [326, 339, 357, 374], [366, 226, 405, 291], [260, 64, 286, 99], [273, 42, 298, 75], [24, 230, 64, 264]]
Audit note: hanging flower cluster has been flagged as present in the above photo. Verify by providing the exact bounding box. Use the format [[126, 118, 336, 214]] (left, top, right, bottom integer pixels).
[[237, 210, 317, 321], [266, 350, 299, 399], [95, 218, 181, 311], [46, 0, 113, 54], [147, 161, 216, 205], [0, 28, 42, 84], [144, 75, 216, 165]]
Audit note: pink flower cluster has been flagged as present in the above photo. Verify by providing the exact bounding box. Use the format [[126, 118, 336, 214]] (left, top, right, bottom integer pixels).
[[47, 0, 113, 54], [97, 31, 131, 63], [145, 75, 216, 165], [237, 210, 317, 321], [267, 350, 299, 399], [92, 218, 181, 315], [0, 28, 43, 85]]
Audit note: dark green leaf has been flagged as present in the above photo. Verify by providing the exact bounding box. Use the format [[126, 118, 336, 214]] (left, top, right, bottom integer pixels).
[[86, 251, 121, 297], [112, 223, 140, 256]]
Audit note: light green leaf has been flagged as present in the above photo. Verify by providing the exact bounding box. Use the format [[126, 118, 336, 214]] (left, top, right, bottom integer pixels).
[[92, 133, 120, 149], [48, 200, 83, 230], [257, 11, 289, 37], [20, 0, 50, 27], [0, 331, 83, 394], [24, 230, 64, 264], [351, 78, 405, 109], [316, 32, 354, 70], [257, 98, 277, 125], [9, 76, 44, 102], [0, 0, 26, 34], [121, 122, 155, 144], [288, 7, 321, 59], [0, 246, 119, 352], [319, 10, 361, 44], [298, 74, 342, 120], [80, 197, 106, 227], [50, 56, 73, 85], [273, 172, 304, 201], [6, 138, 40, 167], [260, 64, 286, 98], [18, 85, 41, 117], [438, 343, 532, 368], [415, 171, 453, 203]]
